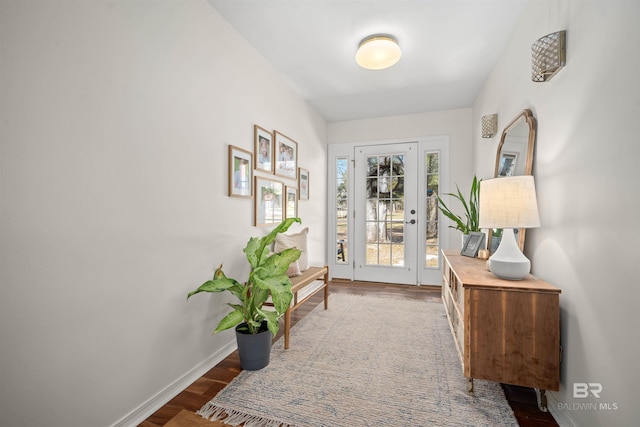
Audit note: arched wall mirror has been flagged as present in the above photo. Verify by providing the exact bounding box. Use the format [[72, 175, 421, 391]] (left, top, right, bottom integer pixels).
[[488, 109, 537, 253]]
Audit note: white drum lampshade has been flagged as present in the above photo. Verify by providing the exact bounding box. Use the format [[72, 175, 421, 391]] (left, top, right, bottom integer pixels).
[[479, 176, 540, 280]]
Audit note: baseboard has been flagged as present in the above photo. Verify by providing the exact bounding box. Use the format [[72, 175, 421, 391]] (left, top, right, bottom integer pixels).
[[547, 391, 579, 427], [110, 340, 237, 427]]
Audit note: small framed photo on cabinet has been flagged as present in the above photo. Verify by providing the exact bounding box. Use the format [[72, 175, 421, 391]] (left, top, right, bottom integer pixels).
[[461, 232, 485, 258]]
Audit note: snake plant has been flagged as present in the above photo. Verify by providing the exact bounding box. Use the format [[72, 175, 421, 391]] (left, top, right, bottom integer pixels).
[[437, 176, 481, 235]]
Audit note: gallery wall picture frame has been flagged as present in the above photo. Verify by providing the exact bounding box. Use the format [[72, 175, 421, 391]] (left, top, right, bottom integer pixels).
[[461, 232, 486, 258], [298, 167, 309, 200], [274, 131, 298, 179], [254, 177, 284, 226], [285, 186, 298, 219], [254, 125, 274, 173], [228, 145, 253, 198]]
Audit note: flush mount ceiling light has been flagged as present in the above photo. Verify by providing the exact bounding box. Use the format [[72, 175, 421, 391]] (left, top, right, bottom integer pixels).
[[355, 34, 401, 70]]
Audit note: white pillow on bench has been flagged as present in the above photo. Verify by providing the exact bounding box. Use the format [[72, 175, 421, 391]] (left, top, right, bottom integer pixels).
[[274, 227, 309, 272], [286, 260, 302, 277]]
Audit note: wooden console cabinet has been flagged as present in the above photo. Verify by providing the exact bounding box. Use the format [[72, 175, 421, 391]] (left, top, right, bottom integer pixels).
[[441, 250, 561, 408]]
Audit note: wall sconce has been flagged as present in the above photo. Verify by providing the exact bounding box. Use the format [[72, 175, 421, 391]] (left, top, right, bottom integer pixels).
[[532, 30, 566, 82], [481, 114, 498, 138]]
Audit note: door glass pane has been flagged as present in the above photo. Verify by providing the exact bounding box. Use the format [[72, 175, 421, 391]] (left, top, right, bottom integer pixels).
[[366, 177, 377, 198], [425, 152, 439, 268], [365, 153, 405, 267], [367, 157, 378, 176], [392, 176, 404, 199], [336, 157, 348, 264]]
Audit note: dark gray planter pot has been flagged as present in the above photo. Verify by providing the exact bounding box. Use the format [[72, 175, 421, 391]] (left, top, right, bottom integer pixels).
[[235, 321, 272, 370]]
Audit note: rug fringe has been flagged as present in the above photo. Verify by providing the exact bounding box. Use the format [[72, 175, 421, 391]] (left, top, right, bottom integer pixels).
[[197, 402, 292, 427]]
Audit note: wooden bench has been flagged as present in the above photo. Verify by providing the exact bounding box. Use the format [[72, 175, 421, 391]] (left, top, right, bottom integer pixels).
[[284, 265, 329, 349]]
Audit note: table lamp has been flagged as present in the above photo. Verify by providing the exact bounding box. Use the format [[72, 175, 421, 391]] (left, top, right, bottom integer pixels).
[[479, 176, 540, 280]]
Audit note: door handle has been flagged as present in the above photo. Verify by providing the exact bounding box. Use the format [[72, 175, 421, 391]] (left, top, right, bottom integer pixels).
[[405, 219, 416, 224]]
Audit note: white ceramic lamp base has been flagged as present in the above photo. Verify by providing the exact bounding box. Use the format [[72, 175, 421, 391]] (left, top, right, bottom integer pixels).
[[488, 228, 530, 280]]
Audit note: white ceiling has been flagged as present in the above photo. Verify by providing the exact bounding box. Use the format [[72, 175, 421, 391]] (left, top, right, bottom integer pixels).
[[207, 0, 528, 122]]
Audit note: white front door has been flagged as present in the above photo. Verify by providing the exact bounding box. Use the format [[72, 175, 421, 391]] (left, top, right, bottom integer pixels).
[[353, 143, 418, 284]]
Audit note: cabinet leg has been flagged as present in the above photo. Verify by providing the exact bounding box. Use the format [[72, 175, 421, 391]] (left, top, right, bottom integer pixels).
[[467, 378, 474, 394], [535, 388, 548, 412]]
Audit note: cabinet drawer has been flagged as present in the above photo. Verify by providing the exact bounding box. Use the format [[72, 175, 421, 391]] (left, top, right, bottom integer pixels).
[[443, 256, 465, 359], [442, 276, 465, 361], [444, 260, 464, 316]]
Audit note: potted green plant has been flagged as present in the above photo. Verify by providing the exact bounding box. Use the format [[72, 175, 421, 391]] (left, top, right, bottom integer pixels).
[[187, 217, 302, 370], [437, 175, 481, 244]]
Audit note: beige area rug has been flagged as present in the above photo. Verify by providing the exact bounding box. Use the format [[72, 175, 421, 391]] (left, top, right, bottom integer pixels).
[[198, 294, 518, 427]]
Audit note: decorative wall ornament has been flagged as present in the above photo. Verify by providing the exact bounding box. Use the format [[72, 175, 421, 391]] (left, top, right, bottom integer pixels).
[[481, 114, 498, 138], [531, 30, 566, 82]]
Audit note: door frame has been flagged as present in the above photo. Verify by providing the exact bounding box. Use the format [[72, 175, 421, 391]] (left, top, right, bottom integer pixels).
[[327, 136, 450, 285], [353, 142, 419, 285]]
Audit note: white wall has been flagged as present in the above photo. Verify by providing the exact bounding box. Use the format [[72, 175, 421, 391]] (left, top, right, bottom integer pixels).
[[0, 1, 326, 426], [328, 108, 473, 249], [473, 1, 640, 425]]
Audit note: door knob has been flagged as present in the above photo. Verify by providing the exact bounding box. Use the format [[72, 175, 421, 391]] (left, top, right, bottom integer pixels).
[[405, 219, 416, 224]]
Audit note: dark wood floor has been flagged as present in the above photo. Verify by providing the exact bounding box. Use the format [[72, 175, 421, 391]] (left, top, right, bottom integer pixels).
[[140, 281, 558, 427]]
